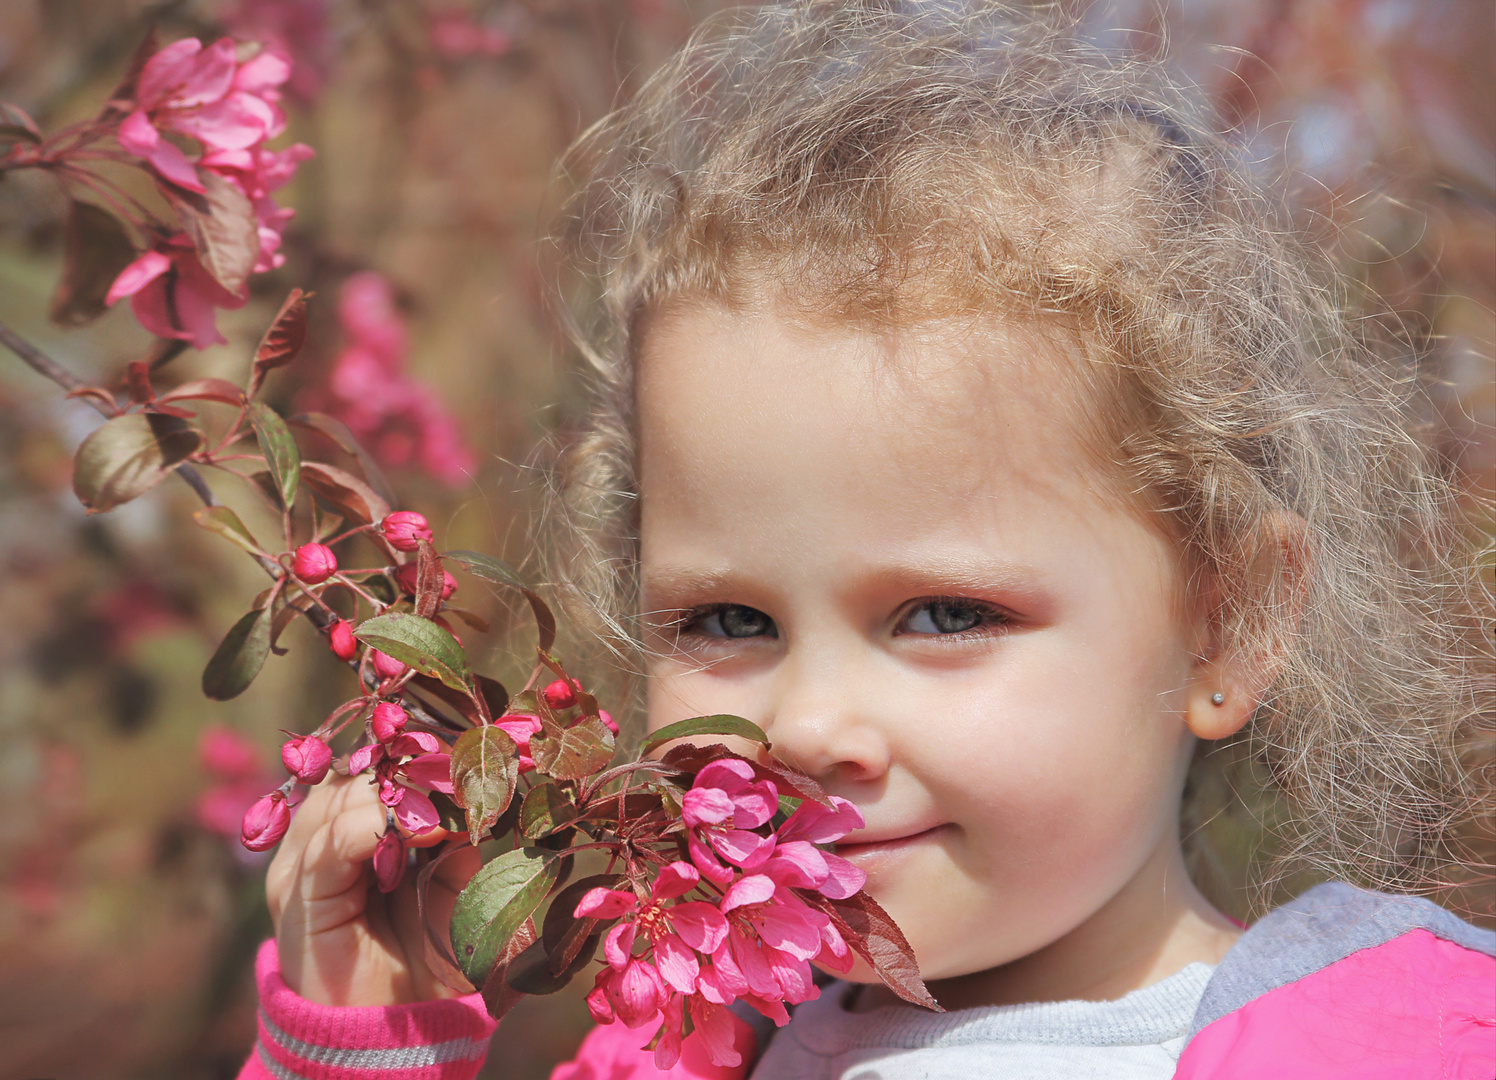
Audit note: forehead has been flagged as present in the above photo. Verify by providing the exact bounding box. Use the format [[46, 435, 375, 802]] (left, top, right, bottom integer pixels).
[[635, 299, 1107, 512]]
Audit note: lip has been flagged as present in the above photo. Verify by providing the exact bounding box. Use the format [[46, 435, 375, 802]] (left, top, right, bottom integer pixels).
[[834, 824, 948, 859]]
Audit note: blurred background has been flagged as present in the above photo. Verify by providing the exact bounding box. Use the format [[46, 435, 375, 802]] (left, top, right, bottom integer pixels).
[[0, 1, 1489, 1077]]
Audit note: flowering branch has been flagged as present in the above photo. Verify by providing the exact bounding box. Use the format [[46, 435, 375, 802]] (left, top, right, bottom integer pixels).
[[0, 26, 937, 1072]]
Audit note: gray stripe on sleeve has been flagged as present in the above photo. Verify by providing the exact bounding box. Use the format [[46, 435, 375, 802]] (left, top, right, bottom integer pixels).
[[1190, 881, 1496, 1037], [259, 1009, 490, 1070]]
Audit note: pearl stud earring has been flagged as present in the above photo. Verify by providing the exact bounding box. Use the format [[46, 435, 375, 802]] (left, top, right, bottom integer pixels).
[[1210, 692, 1225, 706]]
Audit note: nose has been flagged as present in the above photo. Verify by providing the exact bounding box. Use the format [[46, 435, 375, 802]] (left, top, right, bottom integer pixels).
[[762, 640, 892, 786]]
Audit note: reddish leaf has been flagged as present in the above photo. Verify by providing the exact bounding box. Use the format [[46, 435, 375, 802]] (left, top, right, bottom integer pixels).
[[286, 412, 397, 507], [415, 539, 443, 620], [449, 725, 519, 844], [0, 102, 41, 142], [248, 289, 309, 396], [300, 460, 391, 526], [50, 201, 138, 327], [531, 717, 614, 782], [409, 673, 508, 727], [64, 385, 122, 414], [798, 890, 941, 1011], [480, 917, 537, 1021], [157, 377, 246, 407], [444, 551, 556, 654], [520, 783, 577, 840], [72, 412, 203, 513], [163, 171, 257, 293], [416, 844, 479, 994], [125, 361, 155, 405]]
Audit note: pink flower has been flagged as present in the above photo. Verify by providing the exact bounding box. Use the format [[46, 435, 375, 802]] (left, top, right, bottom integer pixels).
[[327, 618, 357, 661], [199, 725, 260, 777], [281, 735, 331, 784], [119, 38, 287, 191], [221, 0, 334, 103], [597, 709, 620, 736], [199, 141, 314, 272], [371, 702, 407, 743], [428, 9, 512, 59], [495, 713, 542, 772], [682, 759, 778, 884], [373, 828, 406, 892], [105, 235, 248, 349], [370, 649, 408, 681], [292, 542, 337, 583], [306, 273, 478, 487], [381, 511, 433, 552], [241, 791, 291, 851], [542, 678, 577, 710], [393, 561, 457, 600]]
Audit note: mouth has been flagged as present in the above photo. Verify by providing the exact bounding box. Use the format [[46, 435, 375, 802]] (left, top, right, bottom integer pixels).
[[834, 824, 949, 860]]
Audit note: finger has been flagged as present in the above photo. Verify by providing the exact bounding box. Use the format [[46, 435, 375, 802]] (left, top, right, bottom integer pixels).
[[295, 790, 386, 908]]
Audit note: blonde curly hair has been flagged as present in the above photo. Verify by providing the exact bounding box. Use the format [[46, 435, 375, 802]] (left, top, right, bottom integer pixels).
[[543, 0, 1492, 907]]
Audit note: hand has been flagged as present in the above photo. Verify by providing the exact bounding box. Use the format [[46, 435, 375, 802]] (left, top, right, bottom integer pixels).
[[266, 773, 482, 1006]]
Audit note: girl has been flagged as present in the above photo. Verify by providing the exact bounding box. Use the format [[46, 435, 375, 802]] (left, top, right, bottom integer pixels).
[[242, 3, 1494, 1078]]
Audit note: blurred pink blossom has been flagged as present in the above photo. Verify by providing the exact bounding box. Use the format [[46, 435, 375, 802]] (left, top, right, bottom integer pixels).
[[311, 272, 478, 486], [220, 0, 336, 103], [428, 9, 513, 60]]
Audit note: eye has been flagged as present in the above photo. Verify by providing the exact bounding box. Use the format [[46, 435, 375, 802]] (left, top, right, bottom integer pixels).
[[897, 598, 1007, 636], [683, 604, 778, 640]]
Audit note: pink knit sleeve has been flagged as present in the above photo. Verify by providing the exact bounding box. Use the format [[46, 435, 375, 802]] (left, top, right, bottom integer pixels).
[[236, 940, 497, 1080]]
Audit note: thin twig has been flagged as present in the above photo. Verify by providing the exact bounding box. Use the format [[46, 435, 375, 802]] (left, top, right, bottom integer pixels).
[[0, 320, 89, 394]]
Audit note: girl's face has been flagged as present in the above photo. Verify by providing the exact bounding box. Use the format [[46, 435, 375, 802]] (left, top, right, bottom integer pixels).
[[636, 301, 1232, 1005]]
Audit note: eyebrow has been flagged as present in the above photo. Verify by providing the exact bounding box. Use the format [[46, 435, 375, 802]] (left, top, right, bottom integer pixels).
[[641, 558, 1057, 617]]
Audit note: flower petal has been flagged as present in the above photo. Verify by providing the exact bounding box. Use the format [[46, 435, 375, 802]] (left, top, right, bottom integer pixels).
[[687, 997, 745, 1069], [148, 139, 206, 192], [749, 898, 823, 961], [669, 901, 728, 954], [106, 250, 172, 305], [117, 110, 160, 156], [681, 786, 733, 828], [708, 827, 776, 869], [763, 944, 819, 1004], [687, 830, 735, 886], [731, 780, 778, 829], [817, 852, 867, 899], [764, 840, 829, 889], [386, 731, 441, 757], [575, 887, 637, 920], [694, 758, 754, 794], [612, 960, 666, 1028], [653, 933, 699, 994], [604, 920, 637, 970], [727, 927, 781, 998], [398, 752, 453, 793], [720, 874, 776, 913], [779, 794, 865, 844], [649, 860, 699, 901], [136, 39, 204, 105], [392, 787, 440, 833]]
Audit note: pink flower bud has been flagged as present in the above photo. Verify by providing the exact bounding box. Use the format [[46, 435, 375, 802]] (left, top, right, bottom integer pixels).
[[328, 618, 358, 661], [542, 678, 577, 710], [241, 791, 291, 851], [370, 649, 408, 680], [373, 828, 407, 892], [293, 543, 338, 584], [394, 562, 458, 600], [381, 511, 433, 553], [281, 735, 332, 784], [372, 702, 408, 743], [598, 709, 619, 736]]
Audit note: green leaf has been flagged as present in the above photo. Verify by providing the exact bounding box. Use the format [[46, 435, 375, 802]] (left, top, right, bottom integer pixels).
[[520, 783, 577, 840], [202, 607, 272, 700], [50, 201, 138, 327], [450, 847, 563, 986], [192, 505, 264, 555], [246, 401, 300, 509], [355, 612, 472, 691], [638, 714, 770, 758], [531, 717, 615, 782], [450, 725, 519, 845], [72, 412, 203, 513], [445, 550, 556, 653]]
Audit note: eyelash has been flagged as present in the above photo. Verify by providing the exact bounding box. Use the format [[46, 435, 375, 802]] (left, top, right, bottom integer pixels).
[[667, 597, 1012, 644], [894, 597, 1012, 639]]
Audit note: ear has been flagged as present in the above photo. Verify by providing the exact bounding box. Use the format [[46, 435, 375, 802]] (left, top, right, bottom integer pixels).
[[1184, 511, 1311, 742]]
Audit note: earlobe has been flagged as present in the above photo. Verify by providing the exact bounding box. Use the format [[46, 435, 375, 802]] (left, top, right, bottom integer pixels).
[[1184, 675, 1254, 740]]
